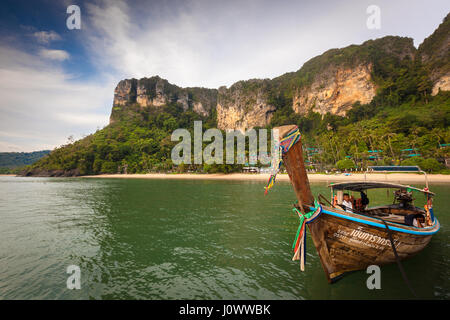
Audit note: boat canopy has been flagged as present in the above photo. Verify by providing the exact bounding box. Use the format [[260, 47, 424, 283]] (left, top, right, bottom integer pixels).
[[329, 181, 434, 195], [364, 165, 429, 188]]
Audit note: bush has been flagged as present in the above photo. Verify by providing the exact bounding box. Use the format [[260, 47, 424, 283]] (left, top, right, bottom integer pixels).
[[336, 159, 355, 170], [401, 157, 444, 172], [101, 161, 118, 173], [421, 158, 444, 172]]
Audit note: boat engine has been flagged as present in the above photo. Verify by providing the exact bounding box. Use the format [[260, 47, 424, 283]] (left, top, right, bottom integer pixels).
[[394, 189, 414, 208]]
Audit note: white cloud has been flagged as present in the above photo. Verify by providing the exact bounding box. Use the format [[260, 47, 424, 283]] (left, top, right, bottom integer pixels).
[[56, 112, 110, 126], [0, 45, 113, 152], [82, 0, 450, 89], [32, 30, 61, 44], [0, 140, 28, 152], [39, 49, 70, 61]]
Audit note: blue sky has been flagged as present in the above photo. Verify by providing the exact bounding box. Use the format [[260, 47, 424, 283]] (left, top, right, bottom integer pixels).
[[0, 0, 449, 152]]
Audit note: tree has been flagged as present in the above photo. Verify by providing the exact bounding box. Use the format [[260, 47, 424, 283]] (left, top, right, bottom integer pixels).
[[336, 159, 355, 171], [401, 157, 443, 173]]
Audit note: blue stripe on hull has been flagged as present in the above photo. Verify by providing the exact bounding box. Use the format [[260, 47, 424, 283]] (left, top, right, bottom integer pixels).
[[315, 207, 440, 236]]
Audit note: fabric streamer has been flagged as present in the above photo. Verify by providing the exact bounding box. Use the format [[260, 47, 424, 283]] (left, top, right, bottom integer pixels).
[[264, 127, 301, 195], [291, 201, 322, 271]]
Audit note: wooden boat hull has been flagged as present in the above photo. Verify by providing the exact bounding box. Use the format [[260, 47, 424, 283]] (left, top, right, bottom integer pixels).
[[307, 205, 440, 283]]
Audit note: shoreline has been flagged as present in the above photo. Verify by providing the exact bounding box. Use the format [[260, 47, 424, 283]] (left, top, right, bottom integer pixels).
[[76, 173, 450, 183]]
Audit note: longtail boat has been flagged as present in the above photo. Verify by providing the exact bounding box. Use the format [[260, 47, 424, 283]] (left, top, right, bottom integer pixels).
[[266, 125, 440, 283]]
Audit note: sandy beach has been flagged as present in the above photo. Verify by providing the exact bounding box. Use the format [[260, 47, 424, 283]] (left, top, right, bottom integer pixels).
[[78, 173, 450, 183]]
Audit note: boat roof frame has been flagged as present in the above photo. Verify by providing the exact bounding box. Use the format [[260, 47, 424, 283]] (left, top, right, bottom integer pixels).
[[364, 165, 428, 189], [329, 181, 435, 195]]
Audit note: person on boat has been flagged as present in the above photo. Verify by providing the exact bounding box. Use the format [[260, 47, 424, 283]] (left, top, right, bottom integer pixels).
[[404, 214, 426, 228], [360, 191, 369, 207], [354, 191, 369, 212], [341, 193, 354, 212]]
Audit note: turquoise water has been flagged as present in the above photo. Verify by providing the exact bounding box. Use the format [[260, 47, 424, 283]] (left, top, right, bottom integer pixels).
[[0, 176, 448, 299]]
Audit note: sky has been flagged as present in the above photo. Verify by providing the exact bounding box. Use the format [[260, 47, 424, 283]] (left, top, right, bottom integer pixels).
[[0, 0, 449, 152]]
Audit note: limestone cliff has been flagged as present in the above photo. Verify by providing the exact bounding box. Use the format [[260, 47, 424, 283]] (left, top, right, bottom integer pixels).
[[431, 75, 450, 95], [289, 36, 416, 116], [111, 76, 217, 123], [292, 63, 376, 116], [113, 79, 136, 106], [135, 77, 167, 107], [217, 80, 276, 131]]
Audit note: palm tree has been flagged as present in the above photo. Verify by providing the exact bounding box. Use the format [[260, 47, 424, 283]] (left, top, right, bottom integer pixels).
[[410, 127, 421, 150], [349, 130, 362, 169], [382, 132, 397, 160]]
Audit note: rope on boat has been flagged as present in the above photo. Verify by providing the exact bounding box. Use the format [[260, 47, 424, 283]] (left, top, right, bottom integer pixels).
[[264, 127, 301, 195], [381, 219, 418, 298], [292, 201, 322, 271]]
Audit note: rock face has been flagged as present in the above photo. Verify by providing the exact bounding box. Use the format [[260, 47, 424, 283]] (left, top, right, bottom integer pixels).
[[432, 75, 450, 95], [111, 76, 217, 123], [292, 63, 376, 116], [217, 80, 276, 131], [135, 78, 167, 107], [114, 77, 171, 108], [112, 76, 278, 130], [114, 79, 136, 106], [289, 36, 416, 117], [193, 101, 208, 117]]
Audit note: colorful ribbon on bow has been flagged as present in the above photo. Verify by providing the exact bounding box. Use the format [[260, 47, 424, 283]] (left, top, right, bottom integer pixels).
[[264, 127, 301, 195], [292, 201, 322, 271]]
